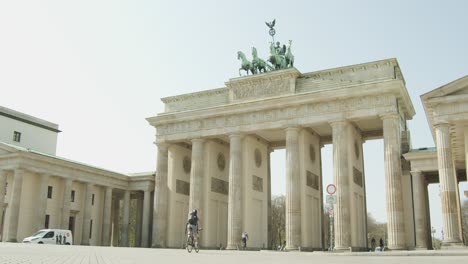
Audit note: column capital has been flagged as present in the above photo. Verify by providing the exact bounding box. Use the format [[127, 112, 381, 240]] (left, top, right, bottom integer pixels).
[[228, 133, 244, 139], [190, 138, 205, 144], [434, 122, 450, 129], [329, 119, 349, 128], [156, 142, 169, 150], [285, 127, 300, 132], [379, 112, 399, 120], [14, 168, 26, 174], [410, 170, 423, 177]]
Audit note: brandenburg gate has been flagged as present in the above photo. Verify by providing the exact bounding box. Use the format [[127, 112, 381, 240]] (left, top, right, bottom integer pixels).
[[147, 58, 416, 251]]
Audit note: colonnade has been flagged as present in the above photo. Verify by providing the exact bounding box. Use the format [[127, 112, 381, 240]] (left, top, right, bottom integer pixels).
[[0, 169, 153, 247]]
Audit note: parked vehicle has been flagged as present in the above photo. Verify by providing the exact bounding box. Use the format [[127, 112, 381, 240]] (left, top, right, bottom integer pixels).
[[22, 229, 73, 245]]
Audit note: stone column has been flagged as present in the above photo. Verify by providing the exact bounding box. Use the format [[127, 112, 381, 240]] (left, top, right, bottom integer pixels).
[[135, 194, 143, 247], [330, 121, 351, 250], [112, 197, 120, 246], [81, 182, 93, 245], [411, 171, 429, 249], [35, 173, 50, 230], [435, 123, 462, 244], [152, 143, 169, 248], [189, 138, 205, 213], [267, 148, 272, 249], [121, 190, 130, 247], [227, 134, 243, 250], [102, 187, 113, 246], [6, 168, 25, 242], [285, 127, 301, 250], [61, 178, 73, 229], [382, 113, 405, 249], [0, 170, 7, 241], [142, 190, 151, 248]]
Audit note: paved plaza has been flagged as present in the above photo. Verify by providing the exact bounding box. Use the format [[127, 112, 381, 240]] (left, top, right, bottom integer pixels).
[[1, 243, 468, 264]]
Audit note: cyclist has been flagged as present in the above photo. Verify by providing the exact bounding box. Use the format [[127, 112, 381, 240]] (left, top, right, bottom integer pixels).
[[186, 209, 201, 247]]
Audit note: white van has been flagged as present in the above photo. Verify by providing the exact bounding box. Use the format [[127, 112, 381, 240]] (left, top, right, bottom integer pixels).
[[23, 229, 73, 245]]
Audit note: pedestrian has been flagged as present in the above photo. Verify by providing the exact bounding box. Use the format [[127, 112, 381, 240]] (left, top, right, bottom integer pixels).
[[241, 231, 248, 250], [379, 238, 384, 248], [371, 237, 376, 251]]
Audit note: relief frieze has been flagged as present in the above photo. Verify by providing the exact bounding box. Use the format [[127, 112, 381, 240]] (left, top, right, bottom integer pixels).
[[211, 177, 229, 195], [156, 95, 394, 136]]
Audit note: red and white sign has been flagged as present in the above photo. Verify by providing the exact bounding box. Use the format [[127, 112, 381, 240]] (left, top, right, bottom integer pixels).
[[326, 184, 336, 195]]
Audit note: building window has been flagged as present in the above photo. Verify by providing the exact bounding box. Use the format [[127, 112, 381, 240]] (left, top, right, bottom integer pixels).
[[89, 220, 93, 239], [13, 131, 21, 142], [47, 186, 53, 199], [91, 194, 95, 205], [71, 190, 75, 202], [45, 214, 50, 228]]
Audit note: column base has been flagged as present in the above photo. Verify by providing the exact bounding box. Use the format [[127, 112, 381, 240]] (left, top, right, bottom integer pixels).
[[387, 245, 407, 250], [414, 246, 430, 250], [333, 246, 352, 252], [285, 245, 300, 251], [441, 242, 465, 250], [226, 244, 239, 250]]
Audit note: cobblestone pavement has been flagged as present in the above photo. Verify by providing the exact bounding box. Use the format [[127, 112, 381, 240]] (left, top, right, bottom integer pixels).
[[1, 243, 467, 264]]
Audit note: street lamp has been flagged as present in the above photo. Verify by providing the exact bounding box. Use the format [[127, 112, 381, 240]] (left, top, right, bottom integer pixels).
[[431, 226, 436, 250]]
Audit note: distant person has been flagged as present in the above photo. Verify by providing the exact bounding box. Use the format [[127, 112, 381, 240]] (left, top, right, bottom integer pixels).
[[56, 235, 59, 244], [58, 234, 62, 245], [281, 240, 286, 251], [241, 231, 249, 250], [379, 238, 384, 248], [371, 237, 376, 250]]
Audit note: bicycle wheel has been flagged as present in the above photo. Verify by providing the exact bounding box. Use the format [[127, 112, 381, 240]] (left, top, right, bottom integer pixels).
[[194, 241, 199, 253], [186, 236, 193, 253]]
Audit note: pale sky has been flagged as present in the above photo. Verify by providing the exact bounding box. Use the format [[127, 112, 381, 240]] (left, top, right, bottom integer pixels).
[[1, 0, 467, 239]]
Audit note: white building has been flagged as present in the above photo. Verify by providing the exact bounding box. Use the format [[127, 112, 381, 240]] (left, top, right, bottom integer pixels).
[[0, 106, 154, 246]]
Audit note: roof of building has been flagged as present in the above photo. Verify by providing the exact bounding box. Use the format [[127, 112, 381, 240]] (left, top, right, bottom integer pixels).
[[0, 141, 127, 176], [0, 105, 61, 132]]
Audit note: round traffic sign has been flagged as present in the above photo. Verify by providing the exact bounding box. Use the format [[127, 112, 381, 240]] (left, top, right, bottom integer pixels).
[[326, 184, 336, 195]]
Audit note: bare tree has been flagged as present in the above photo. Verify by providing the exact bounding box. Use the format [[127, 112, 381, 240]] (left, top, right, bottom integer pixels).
[[271, 195, 286, 249]]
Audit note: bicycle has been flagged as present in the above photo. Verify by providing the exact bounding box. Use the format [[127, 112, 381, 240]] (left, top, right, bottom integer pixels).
[[186, 227, 202, 253]]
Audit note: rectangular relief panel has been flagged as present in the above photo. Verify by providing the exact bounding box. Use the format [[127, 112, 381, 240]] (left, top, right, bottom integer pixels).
[[252, 175, 263, 192], [306, 170, 319, 190], [176, 179, 190, 196], [211, 177, 229, 195], [353, 167, 363, 187]]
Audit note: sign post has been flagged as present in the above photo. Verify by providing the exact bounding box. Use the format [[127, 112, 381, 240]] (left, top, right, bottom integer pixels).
[[326, 184, 336, 251]]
